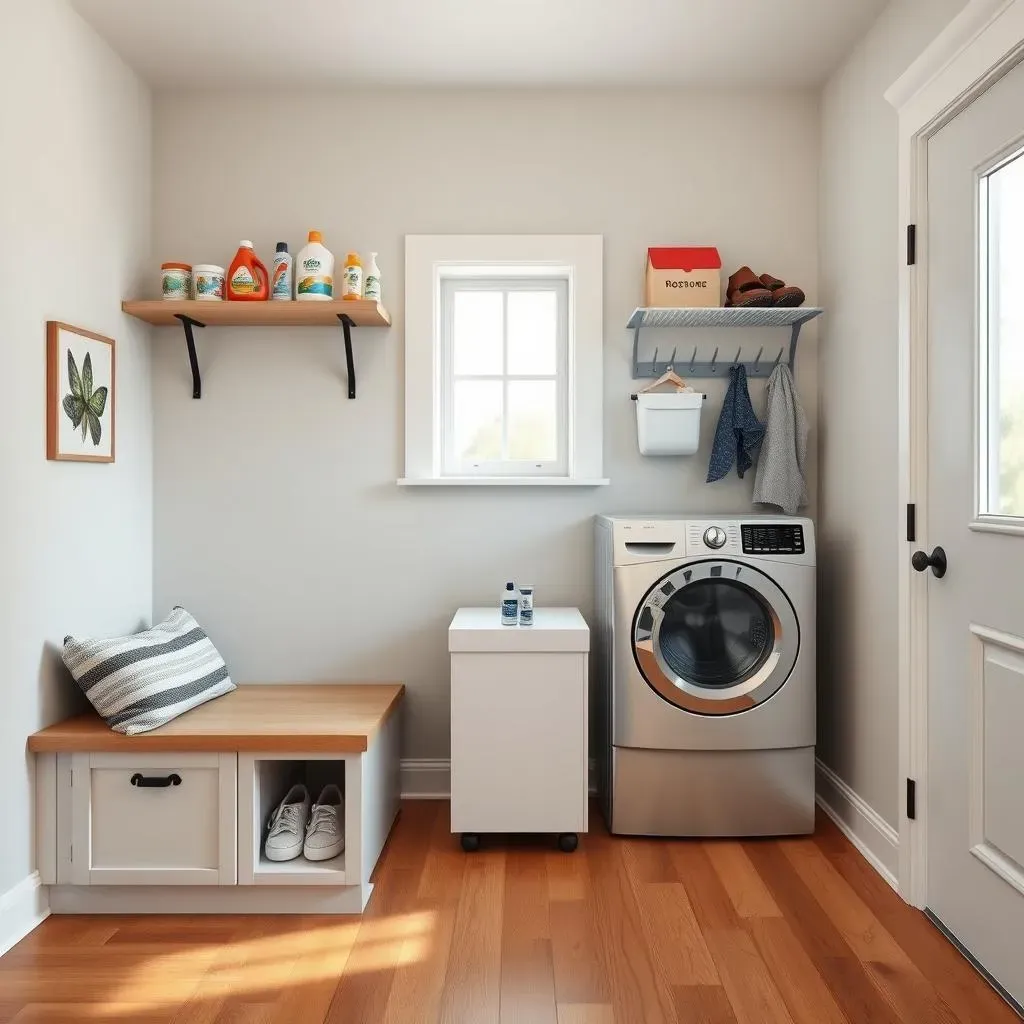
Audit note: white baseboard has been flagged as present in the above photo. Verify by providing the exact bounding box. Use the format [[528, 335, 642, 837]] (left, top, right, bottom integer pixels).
[[401, 758, 451, 799], [0, 872, 49, 956], [815, 758, 899, 891]]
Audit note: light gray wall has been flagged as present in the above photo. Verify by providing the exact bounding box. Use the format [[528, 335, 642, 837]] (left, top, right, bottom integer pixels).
[[818, 0, 968, 826], [0, 0, 152, 895], [152, 89, 820, 759]]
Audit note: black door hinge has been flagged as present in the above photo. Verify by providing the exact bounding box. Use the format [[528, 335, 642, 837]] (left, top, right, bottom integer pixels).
[[907, 224, 917, 266], [907, 503, 917, 542], [907, 778, 917, 820]]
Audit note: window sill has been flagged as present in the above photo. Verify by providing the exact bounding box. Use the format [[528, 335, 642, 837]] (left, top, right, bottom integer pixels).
[[397, 477, 610, 488]]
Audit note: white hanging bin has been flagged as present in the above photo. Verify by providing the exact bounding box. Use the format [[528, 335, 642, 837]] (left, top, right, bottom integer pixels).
[[635, 391, 704, 456]]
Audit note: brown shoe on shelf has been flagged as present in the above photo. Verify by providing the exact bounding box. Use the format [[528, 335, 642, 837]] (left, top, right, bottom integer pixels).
[[759, 273, 805, 308], [725, 266, 774, 307]]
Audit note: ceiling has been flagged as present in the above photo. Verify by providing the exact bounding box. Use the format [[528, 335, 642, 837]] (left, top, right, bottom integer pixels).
[[71, 0, 888, 89]]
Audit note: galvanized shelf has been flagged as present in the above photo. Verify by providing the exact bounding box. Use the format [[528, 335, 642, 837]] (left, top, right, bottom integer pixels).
[[627, 306, 823, 379]]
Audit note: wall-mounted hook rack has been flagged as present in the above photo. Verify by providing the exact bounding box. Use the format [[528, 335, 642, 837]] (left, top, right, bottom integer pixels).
[[627, 306, 823, 379], [122, 299, 391, 400]]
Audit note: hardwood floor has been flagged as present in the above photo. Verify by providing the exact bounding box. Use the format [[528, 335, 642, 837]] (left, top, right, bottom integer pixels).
[[0, 801, 1017, 1023]]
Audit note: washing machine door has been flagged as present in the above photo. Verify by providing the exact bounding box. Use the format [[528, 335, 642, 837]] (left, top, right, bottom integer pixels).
[[632, 559, 799, 715]]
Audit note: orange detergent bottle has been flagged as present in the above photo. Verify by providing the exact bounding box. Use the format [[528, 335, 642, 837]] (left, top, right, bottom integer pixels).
[[226, 240, 269, 300]]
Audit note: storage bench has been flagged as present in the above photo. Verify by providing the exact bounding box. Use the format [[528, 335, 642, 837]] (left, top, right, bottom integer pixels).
[[27, 683, 403, 914]]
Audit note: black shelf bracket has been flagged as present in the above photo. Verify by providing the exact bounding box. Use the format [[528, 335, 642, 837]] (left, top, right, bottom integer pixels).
[[174, 313, 205, 399], [338, 313, 357, 399]]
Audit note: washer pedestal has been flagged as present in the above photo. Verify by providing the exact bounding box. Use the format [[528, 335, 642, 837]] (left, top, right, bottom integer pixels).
[[608, 745, 815, 837]]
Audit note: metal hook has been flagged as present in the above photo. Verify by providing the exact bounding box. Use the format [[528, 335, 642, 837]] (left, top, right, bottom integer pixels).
[[652, 347, 659, 372], [689, 347, 697, 373], [734, 347, 742, 366], [773, 347, 784, 366], [711, 347, 719, 372], [668, 347, 677, 370], [753, 346, 764, 370]]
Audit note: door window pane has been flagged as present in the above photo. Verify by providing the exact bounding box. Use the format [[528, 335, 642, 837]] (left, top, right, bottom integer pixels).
[[984, 151, 1024, 516], [453, 380, 502, 462], [453, 291, 503, 376], [507, 291, 558, 375], [658, 581, 774, 688], [507, 380, 557, 461]]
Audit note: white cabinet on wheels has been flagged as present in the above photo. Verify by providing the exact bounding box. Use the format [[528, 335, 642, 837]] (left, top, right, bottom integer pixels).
[[449, 607, 590, 852]]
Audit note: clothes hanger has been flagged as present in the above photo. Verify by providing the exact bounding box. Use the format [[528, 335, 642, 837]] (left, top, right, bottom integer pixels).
[[638, 366, 691, 393]]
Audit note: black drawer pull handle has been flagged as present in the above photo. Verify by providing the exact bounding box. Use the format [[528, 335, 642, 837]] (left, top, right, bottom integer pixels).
[[130, 773, 182, 788]]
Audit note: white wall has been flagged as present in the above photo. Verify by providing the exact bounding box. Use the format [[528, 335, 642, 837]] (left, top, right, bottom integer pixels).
[[0, 0, 152, 905], [152, 89, 820, 758], [818, 0, 967, 826]]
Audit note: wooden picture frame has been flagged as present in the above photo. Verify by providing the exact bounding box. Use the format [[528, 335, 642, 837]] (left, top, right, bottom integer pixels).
[[46, 321, 116, 463]]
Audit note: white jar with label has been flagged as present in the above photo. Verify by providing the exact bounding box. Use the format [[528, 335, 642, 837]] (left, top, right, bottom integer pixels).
[[161, 262, 192, 300], [193, 265, 225, 301]]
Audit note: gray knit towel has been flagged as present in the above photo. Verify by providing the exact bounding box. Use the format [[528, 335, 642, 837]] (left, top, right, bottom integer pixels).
[[752, 363, 808, 515]]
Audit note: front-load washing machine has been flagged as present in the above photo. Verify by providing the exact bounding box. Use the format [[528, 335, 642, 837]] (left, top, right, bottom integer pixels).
[[594, 515, 816, 837]]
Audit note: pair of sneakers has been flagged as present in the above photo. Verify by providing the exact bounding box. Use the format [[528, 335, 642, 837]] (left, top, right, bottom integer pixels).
[[264, 783, 345, 862]]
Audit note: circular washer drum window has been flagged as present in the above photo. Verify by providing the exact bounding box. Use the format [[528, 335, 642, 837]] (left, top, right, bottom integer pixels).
[[632, 560, 800, 715], [659, 579, 774, 688]]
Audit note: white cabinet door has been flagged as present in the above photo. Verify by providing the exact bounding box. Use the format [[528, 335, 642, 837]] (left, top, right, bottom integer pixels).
[[69, 752, 237, 885], [451, 651, 588, 834]]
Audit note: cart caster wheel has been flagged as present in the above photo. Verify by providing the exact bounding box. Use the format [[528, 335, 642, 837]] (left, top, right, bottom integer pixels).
[[558, 833, 579, 853], [460, 833, 480, 853]]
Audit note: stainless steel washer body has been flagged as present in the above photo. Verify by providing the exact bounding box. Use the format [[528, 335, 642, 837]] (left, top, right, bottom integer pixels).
[[594, 515, 816, 837]]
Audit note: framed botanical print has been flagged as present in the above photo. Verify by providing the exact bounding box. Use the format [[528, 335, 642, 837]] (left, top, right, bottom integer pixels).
[[46, 321, 115, 463]]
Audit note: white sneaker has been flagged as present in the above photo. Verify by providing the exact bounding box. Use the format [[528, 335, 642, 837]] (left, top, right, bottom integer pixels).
[[264, 784, 310, 862], [304, 784, 345, 862]]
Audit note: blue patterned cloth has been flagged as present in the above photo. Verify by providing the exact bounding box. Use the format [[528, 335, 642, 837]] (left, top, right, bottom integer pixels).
[[706, 364, 765, 482]]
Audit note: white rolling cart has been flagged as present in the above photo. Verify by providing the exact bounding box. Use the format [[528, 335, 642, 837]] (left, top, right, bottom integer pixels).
[[448, 607, 590, 852]]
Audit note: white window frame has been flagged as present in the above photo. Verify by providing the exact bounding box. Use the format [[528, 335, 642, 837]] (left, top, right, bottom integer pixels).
[[440, 276, 568, 478], [401, 235, 607, 486]]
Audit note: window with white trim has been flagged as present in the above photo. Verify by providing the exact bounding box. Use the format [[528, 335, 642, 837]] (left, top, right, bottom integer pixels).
[[402, 235, 606, 486], [441, 275, 568, 477]]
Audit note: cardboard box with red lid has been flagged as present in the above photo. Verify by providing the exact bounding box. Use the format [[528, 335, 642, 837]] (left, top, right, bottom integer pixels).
[[644, 247, 722, 308]]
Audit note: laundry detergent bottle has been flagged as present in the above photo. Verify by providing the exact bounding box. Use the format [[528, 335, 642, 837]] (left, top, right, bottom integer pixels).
[[296, 230, 334, 301], [226, 240, 269, 300]]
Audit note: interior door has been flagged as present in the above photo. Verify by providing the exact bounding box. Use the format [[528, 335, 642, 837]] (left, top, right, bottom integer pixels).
[[925, 56, 1024, 1009]]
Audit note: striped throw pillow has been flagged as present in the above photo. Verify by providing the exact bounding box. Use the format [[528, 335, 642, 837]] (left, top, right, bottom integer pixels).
[[63, 607, 235, 735]]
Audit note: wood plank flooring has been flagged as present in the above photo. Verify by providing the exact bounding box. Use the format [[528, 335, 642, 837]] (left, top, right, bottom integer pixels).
[[0, 802, 1017, 1024]]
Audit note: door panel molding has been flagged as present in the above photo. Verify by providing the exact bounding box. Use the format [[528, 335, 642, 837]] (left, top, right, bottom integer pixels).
[[889, 0, 1024, 909], [969, 624, 1024, 896]]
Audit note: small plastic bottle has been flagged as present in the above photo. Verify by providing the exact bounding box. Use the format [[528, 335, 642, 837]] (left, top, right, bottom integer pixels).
[[271, 242, 293, 301], [364, 252, 382, 302], [518, 585, 534, 626], [501, 582, 518, 625], [342, 252, 363, 300]]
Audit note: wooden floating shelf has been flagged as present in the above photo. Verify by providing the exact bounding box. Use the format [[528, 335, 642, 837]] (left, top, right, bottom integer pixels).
[[122, 298, 391, 329], [121, 299, 392, 399]]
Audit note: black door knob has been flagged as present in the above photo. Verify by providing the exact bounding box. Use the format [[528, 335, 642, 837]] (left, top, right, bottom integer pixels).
[[912, 546, 947, 579]]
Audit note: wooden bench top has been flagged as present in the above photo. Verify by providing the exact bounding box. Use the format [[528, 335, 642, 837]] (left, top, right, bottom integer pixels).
[[27, 683, 404, 754]]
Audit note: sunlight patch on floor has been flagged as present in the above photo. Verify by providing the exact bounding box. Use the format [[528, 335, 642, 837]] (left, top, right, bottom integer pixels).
[[105, 910, 438, 1009]]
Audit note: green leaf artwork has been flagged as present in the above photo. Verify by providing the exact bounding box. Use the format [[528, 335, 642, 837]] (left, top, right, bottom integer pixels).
[[62, 350, 108, 446]]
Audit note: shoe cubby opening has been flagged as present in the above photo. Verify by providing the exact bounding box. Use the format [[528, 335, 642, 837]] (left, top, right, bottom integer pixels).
[[252, 757, 347, 884]]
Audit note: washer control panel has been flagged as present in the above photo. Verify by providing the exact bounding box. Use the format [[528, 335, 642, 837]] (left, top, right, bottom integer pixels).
[[741, 523, 805, 555]]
